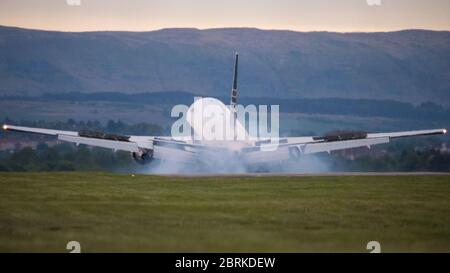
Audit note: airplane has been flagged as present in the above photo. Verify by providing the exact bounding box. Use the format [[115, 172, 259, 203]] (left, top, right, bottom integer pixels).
[[2, 53, 447, 168]]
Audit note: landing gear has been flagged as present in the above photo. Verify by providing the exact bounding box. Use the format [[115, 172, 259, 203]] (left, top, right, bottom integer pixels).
[[132, 149, 154, 165]]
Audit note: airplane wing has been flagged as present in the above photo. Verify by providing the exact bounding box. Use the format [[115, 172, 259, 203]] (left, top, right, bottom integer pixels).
[[243, 128, 447, 163], [3, 124, 447, 165], [3, 124, 141, 152], [2, 124, 210, 163]]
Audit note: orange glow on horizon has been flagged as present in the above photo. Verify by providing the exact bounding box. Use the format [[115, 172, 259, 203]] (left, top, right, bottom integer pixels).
[[0, 0, 449, 33]]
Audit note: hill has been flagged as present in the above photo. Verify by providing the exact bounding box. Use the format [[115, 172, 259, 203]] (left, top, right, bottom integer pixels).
[[0, 26, 449, 104]]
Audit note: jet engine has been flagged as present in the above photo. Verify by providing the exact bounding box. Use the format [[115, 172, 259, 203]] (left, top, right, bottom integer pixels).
[[288, 146, 302, 161], [132, 149, 154, 165]]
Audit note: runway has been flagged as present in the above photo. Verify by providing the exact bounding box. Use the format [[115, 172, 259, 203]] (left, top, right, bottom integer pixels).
[[155, 172, 450, 177]]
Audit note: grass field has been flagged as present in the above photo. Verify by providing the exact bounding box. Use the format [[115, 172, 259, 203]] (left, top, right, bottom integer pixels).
[[0, 172, 449, 253]]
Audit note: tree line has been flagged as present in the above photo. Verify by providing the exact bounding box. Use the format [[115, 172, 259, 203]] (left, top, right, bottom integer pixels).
[[1, 118, 449, 173]]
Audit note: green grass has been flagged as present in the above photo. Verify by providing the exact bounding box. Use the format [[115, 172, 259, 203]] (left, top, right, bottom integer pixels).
[[0, 172, 450, 252]]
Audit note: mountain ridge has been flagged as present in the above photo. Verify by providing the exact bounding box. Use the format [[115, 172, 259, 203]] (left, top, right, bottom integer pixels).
[[0, 25, 449, 104], [2, 24, 449, 34]]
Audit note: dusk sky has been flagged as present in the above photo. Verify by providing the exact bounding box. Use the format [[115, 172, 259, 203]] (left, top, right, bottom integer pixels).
[[0, 0, 449, 32]]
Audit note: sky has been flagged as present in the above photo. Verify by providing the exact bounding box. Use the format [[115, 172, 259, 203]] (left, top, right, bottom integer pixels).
[[0, 0, 449, 32]]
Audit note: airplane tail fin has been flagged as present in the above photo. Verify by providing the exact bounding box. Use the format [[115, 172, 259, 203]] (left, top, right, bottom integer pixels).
[[230, 53, 238, 109]]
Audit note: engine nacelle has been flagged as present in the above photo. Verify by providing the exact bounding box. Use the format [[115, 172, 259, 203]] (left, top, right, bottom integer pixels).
[[288, 146, 302, 161], [132, 149, 154, 165]]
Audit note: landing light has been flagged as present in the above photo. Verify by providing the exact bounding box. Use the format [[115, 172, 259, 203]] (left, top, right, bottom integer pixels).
[[444, 129, 448, 134], [2, 124, 7, 130]]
